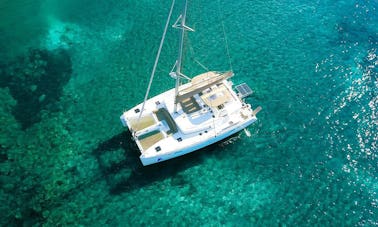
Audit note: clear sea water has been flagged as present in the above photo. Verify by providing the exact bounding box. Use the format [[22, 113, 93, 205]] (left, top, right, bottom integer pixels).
[[0, 0, 377, 226]]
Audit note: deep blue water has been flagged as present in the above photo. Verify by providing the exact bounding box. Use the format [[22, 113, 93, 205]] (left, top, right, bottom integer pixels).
[[0, 0, 377, 226]]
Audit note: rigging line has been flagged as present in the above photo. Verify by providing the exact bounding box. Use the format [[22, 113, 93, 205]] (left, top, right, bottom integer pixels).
[[187, 37, 210, 72], [194, 58, 210, 71], [217, 0, 233, 71], [137, 0, 176, 122], [170, 60, 177, 73], [186, 0, 209, 73]]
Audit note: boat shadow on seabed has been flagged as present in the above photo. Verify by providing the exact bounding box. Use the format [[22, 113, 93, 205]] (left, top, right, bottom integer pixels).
[[92, 130, 210, 194]]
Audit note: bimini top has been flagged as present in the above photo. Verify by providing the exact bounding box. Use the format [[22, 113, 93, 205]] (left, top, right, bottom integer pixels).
[[175, 71, 233, 103]]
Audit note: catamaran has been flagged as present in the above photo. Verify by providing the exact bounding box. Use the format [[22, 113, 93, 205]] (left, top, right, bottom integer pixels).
[[120, 0, 261, 166]]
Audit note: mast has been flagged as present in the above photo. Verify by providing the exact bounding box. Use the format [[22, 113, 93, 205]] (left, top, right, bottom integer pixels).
[[136, 0, 176, 123], [174, 0, 188, 112]]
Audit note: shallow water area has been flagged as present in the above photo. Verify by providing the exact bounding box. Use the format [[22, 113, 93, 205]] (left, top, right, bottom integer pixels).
[[0, 0, 377, 226]]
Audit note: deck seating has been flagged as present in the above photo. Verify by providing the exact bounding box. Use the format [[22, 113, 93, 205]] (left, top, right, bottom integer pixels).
[[180, 96, 201, 114], [155, 108, 178, 134]]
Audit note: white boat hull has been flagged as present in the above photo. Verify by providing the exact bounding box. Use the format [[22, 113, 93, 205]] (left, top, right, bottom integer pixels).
[[121, 73, 260, 166], [139, 116, 256, 166]]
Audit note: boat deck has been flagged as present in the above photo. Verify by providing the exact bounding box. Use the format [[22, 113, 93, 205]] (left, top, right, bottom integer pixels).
[[180, 96, 201, 114], [138, 130, 165, 150], [128, 115, 155, 131], [200, 84, 233, 108], [121, 73, 258, 162]]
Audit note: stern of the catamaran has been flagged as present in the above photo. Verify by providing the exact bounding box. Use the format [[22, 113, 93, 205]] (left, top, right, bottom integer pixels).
[[120, 113, 128, 127]]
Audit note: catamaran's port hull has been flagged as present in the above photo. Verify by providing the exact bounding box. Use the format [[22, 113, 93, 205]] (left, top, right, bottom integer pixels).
[[139, 117, 256, 166]]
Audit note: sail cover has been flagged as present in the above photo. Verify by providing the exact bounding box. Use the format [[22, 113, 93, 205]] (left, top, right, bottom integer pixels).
[[175, 71, 233, 103]]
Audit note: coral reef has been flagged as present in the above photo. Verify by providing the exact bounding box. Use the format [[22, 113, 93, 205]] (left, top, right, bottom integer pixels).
[[0, 111, 84, 226], [0, 48, 72, 129]]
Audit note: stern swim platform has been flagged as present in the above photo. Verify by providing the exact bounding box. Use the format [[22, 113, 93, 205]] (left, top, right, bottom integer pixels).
[[124, 107, 179, 151]]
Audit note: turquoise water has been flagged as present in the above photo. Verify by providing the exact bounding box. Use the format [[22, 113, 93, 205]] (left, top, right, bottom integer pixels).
[[0, 0, 377, 226]]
